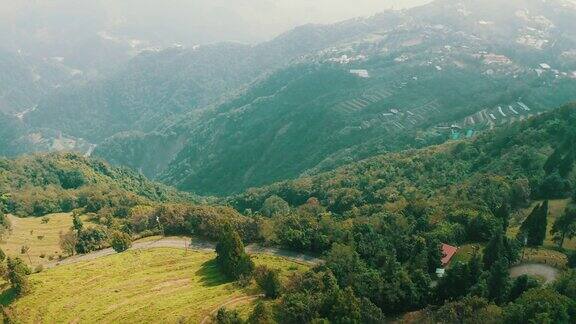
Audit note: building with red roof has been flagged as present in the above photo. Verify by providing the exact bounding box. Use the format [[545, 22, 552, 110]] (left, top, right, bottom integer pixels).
[[441, 243, 458, 267]]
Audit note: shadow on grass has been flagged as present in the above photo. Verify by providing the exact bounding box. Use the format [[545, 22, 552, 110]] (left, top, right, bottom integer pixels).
[[195, 259, 230, 287]]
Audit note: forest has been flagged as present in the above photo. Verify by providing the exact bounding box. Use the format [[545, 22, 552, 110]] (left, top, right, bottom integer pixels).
[[1, 104, 575, 323]]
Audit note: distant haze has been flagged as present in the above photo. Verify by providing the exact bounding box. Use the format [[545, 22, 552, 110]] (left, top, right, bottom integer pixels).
[[0, 0, 432, 47]]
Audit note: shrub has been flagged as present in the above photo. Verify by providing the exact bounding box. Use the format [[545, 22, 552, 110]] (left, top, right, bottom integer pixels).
[[75, 227, 108, 254], [110, 231, 132, 253], [254, 266, 282, 298]]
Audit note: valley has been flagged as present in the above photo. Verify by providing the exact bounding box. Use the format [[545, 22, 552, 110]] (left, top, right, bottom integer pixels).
[[1, 0, 576, 323]]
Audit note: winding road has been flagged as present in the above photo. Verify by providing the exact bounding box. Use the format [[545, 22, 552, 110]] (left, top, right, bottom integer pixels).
[[45, 236, 323, 269], [509, 263, 560, 284]]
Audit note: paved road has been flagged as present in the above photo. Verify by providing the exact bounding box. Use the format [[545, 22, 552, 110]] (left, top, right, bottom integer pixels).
[[509, 263, 560, 284], [45, 236, 323, 269]]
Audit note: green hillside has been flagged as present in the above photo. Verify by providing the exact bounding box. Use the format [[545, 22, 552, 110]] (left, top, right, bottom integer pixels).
[[231, 103, 576, 244], [95, 0, 576, 195], [0, 153, 193, 217], [8, 248, 307, 323]]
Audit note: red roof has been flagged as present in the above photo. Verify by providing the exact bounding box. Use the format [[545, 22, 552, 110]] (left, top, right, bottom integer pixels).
[[441, 243, 458, 266]]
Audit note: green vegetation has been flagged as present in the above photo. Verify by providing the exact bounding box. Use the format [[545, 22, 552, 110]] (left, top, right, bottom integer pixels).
[[218, 104, 576, 321], [518, 201, 549, 246], [110, 231, 132, 253], [7, 248, 306, 323], [216, 228, 255, 280], [0, 153, 193, 218], [0, 213, 92, 266]]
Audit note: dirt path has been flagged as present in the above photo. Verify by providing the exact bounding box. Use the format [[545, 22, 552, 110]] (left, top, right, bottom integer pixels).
[[509, 263, 560, 284], [45, 236, 323, 269], [200, 294, 264, 324]]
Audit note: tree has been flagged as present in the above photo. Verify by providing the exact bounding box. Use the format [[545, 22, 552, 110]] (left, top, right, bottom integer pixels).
[[325, 287, 362, 323], [553, 270, 576, 300], [509, 275, 540, 302], [495, 203, 510, 231], [544, 148, 563, 175], [504, 288, 576, 323], [436, 262, 472, 302], [487, 258, 511, 305], [59, 230, 78, 256], [72, 213, 84, 232], [20, 245, 31, 264], [6, 257, 31, 296], [215, 227, 254, 280], [519, 202, 548, 247], [58, 169, 86, 189], [110, 231, 132, 253], [261, 195, 290, 218], [539, 173, 572, 199], [435, 296, 503, 324], [569, 251, 576, 269], [558, 149, 575, 178], [483, 230, 519, 269], [75, 227, 108, 254], [551, 205, 576, 248], [254, 266, 282, 298], [215, 307, 243, 324], [247, 301, 275, 324]]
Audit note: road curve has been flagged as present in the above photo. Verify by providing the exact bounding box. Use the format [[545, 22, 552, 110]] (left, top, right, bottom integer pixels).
[[45, 236, 323, 269], [509, 263, 560, 284]]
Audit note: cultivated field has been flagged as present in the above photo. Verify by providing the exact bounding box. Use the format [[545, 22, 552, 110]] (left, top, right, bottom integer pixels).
[[8, 248, 307, 323]]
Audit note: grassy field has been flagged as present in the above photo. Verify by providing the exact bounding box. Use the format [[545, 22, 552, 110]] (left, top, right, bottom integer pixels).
[[450, 243, 482, 266], [508, 199, 575, 250], [7, 248, 307, 323], [505, 199, 573, 268], [0, 213, 91, 266]]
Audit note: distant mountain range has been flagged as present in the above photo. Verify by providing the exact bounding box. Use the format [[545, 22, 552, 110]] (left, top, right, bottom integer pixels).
[[1, 0, 576, 196]]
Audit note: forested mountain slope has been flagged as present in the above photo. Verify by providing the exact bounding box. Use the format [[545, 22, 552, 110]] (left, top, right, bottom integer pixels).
[[25, 15, 400, 143], [0, 153, 193, 217], [231, 103, 576, 227], [0, 49, 71, 114], [96, 0, 576, 195]]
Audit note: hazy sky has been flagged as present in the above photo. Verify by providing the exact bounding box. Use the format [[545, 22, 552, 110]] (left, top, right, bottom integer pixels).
[[0, 0, 432, 45]]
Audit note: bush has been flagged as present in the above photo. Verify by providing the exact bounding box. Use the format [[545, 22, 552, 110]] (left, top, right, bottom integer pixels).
[[75, 227, 108, 254], [215, 308, 243, 324], [254, 266, 282, 298], [110, 231, 132, 253], [6, 257, 31, 296]]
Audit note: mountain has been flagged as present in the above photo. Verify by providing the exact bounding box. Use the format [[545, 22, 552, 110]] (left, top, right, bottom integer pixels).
[[0, 49, 73, 114], [0, 112, 26, 156], [0, 152, 194, 217], [24, 16, 397, 143], [95, 0, 576, 195], [230, 103, 576, 221]]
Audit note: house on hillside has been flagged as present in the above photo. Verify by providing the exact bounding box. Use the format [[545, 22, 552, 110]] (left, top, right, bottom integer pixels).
[[436, 243, 458, 278], [441, 243, 458, 266]]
